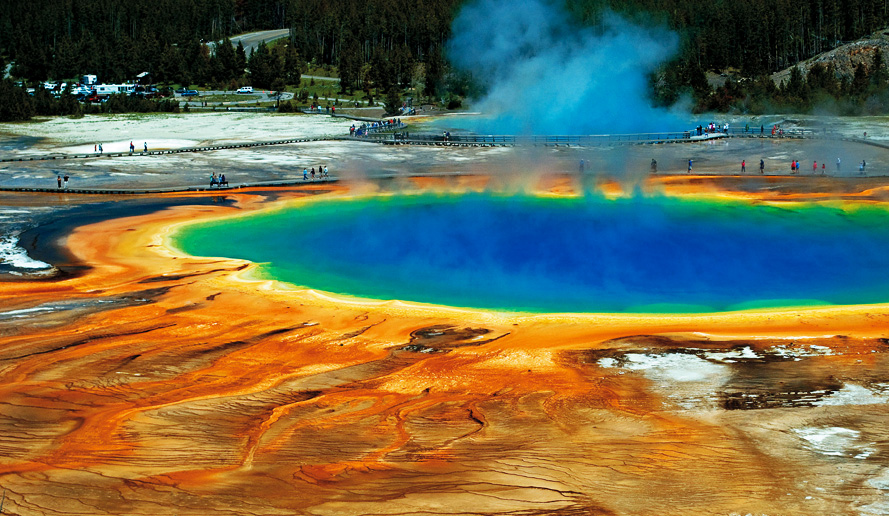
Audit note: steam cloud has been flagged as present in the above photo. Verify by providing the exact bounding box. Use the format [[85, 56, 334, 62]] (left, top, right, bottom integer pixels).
[[447, 0, 685, 134]]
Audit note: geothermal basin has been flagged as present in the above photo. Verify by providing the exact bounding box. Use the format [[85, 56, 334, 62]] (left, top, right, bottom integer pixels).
[[174, 192, 889, 313]]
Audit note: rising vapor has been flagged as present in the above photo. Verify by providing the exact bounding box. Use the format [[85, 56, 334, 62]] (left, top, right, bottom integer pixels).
[[446, 0, 684, 134]]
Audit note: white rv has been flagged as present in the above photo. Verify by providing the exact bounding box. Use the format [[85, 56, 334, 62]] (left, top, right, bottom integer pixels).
[[95, 83, 135, 97]]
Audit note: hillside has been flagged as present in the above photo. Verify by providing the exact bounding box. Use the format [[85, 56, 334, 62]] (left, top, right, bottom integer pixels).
[[772, 29, 889, 86]]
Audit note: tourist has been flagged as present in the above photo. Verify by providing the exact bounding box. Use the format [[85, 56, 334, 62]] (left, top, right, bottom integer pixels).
[[220, 174, 227, 186], [303, 168, 308, 180], [837, 157, 841, 172], [759, 159, 764, 174], [323, 165, 329, 177], [210, 173, 218, 187], [63, 173, 69, 189], [143, 142, 147, 153], [813, 161, 817, 174], [687, 159, 693, 173], [741, 160, 746, 173], [579, 159, 585, 173], [98, 144, 103, 154], [650, 159, 656, 174], [129, 141, 134, 153], [311, 167, 315, 180], [57, 175, 62, 189], [860, 160, 866, 174]]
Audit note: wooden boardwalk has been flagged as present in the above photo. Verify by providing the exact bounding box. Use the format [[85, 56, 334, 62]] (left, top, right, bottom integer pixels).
[[0, 178, 339, 195], [365, 129, 813, 147], [0, 136, 343, 164], [0, 127, 827, 167]]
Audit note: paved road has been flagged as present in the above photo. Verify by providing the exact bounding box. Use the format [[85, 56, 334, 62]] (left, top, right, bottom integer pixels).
[[228, 29, 290, 55], [175, 89, 294, 107], [302, 75, 339, 83]]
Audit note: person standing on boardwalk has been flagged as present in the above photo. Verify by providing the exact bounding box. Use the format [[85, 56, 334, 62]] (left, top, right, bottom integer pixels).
[[63, 174, 69, 189], [759, 159, 764, 174], [837, 157, 841, 173], [98, 144, 103, 154], [143, 142, 147, 153], [650, 159, 657, 174], [57, 175, 62, 189], [687, 159, 693, 173], [741, 160, 746, 173], [129, 141, 134, 153], [94, 144, 97, 153], [303, 168, 308, 180], [813, 161, 817, 174]]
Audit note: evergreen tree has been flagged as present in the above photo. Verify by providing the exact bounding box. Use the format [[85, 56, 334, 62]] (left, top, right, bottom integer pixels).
[[424, 44, 442, 98], [283, 45, 303, 85], [338, 44, 361, 93], [215, 40, 238, 82], [0, 79, 33, 121], [248, 42, 276, 89], [871, 47, 888, 87], [235, 40, 248, 76], [384, 86, 401, 115], [851, 61, 870, 96]]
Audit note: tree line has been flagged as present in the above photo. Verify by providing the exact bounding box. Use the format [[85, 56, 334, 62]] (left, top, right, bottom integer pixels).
[[3, 0, 889, 119]]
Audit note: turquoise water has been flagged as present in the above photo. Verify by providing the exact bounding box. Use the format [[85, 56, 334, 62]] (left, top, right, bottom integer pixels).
[[173, 193, 889, 313]]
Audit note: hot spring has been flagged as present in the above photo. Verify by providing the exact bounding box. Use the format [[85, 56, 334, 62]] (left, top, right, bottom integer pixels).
[[172, 193, 889, 313]]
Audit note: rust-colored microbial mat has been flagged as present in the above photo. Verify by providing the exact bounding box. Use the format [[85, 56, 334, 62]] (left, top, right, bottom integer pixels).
[[1, 179, 889, 516]]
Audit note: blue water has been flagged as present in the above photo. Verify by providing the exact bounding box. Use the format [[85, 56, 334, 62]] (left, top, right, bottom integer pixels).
[[173, 193, 889, 313]]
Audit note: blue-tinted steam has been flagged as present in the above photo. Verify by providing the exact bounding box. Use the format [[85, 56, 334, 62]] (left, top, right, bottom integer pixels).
[[446, 0, 684, 134]]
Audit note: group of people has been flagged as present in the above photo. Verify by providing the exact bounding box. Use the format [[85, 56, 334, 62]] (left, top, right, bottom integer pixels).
[[210, 173, 228, 187], [56, 174, 70, 189], [308, 103, 337, 114], [303, 166, 329, 180], [92, 142, 148, 154], [745, 157, 868, 175], [694, 122, 730, 136], [349, 119, 404, 137]]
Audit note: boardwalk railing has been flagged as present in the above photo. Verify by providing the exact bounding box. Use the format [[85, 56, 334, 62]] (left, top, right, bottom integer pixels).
[[352, 122, 407, 136], [367, 129, 814, 146], [0, 127, 823, 164]]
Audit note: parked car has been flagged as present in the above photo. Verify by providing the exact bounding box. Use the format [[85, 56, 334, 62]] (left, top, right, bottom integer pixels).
[[181, 89, 199, 96], [237, 86, 254, 94]]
